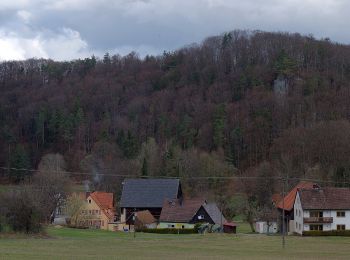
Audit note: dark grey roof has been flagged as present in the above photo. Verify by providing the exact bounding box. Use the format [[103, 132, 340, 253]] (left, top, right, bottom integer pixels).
[[204, 203, 226, 225], [120, 179, 181, 208]]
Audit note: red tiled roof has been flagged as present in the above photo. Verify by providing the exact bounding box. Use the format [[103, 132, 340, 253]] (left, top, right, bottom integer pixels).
[[299, 187, 350, 210], [159, 198, 205, 223], [277, 181, 316, 211], [90, 191, 114, 210], [223, 221, 237, 227], [89, 191, 115, 220]]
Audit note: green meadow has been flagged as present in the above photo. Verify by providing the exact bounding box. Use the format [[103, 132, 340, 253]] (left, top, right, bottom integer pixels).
[[0, 224, 349, 259]]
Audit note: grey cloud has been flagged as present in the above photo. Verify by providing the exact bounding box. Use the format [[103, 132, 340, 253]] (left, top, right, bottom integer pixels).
[[0, 0, 349, 61]]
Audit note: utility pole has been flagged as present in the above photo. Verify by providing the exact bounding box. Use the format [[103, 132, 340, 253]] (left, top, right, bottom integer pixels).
[[220, 203, 223, 233], [282, 177, 286, 249], [133, 209, 137, 239]]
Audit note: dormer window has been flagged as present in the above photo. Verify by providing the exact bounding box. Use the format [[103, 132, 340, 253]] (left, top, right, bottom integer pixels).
[[88, 199, 91, 204]]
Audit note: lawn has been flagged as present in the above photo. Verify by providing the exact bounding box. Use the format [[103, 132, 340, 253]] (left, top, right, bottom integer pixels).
[[0, 226, 350, 260]]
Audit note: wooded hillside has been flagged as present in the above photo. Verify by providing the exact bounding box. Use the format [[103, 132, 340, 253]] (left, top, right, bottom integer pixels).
[[1, 30, 350, 193]]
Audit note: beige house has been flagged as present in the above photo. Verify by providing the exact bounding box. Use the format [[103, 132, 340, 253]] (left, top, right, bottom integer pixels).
[[74, 191, 116, 230]]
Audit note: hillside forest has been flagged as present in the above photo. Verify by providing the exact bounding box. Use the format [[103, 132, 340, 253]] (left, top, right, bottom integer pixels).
[[1, 30, 350, 204]]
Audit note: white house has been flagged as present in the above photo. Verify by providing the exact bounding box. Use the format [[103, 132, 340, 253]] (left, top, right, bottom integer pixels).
[[294, 187, 350, 235]]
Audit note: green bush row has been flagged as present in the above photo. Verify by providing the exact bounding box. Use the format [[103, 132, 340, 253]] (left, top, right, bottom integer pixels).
[[303, 230, 350, 236], [136, 228, 197, 234]]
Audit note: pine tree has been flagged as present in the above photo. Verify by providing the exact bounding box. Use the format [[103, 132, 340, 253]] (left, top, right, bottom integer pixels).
[[212, 104, 226, 149], [141, 157, 148, 178], [10, 145, 31, 183]]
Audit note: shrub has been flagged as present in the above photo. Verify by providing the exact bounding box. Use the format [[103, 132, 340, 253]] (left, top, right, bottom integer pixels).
[[136, 228, 196, 234], [0, 189, 43, 233], [303, 230, 350, 236], [194, 223, 201, 233]]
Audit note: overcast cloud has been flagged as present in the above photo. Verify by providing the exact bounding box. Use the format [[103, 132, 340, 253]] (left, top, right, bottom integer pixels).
[[0, 0, 349, 61]]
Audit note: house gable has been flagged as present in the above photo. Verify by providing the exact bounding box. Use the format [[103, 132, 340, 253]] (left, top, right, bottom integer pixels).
[[86, 195, 113, 222], [190, 206, 215, 225]]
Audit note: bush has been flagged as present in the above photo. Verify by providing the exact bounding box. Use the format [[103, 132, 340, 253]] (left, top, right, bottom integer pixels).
[[136, 228, 197, 234], [194, 223, 201, 233], [303, 230, 350, 236], [0, 189, 43, 233]]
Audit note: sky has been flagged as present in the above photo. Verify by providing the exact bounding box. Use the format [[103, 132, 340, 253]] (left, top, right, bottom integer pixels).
[[0, 0, 349, 61]]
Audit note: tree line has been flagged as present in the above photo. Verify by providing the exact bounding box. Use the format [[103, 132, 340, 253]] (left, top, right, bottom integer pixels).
[[1, 30, 350, 231]]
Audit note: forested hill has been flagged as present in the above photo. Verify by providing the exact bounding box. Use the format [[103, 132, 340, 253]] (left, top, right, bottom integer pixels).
[[1, 30, 350, 190]]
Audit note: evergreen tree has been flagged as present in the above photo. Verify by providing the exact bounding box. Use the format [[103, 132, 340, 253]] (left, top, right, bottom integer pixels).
[[177, 114, 196, 149], [10, 145, 31, 183], [141, 157, 148, 178], [117, 130, 139, 158], [212, 104, 226, 149], [274, 50, 297, 77]]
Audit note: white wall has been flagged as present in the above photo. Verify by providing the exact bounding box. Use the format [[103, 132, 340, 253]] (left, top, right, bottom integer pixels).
[[255, 221, 278, 234], [295, 191, 350, 233], [120, 208, 126, 223], [330, 210, 350, 230], [294, 192, 304, 235]]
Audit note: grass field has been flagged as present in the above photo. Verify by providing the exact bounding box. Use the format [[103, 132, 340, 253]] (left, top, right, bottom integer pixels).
[[1, 225, 350, 260]]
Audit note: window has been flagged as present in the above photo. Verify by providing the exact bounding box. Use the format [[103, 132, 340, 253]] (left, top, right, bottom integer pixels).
[[337, 225, 345, 230], [295, 222, 298, 229], [337, 211, 345, 217], [88, 199, 91, 204], [310, 225, 323, 231], [310, 211, 323, 218]]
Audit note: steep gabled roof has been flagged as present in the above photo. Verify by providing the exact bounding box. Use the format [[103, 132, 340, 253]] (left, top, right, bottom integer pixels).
[[159, 198, 205, 223], [299, 187, 350, 210], [203, 203, 227, 225], [120, 179, 181, 208], [277, 181, 316, 211], [90, 191, 114, 210], [89, 191, 115, 220]]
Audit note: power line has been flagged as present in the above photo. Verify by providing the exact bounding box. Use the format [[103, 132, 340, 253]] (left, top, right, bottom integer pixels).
[[1, 166, 350, 185]]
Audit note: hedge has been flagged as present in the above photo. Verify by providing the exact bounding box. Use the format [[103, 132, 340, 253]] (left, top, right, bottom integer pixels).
[[136, 228, 197, 234], [303, 230, 350, 236]]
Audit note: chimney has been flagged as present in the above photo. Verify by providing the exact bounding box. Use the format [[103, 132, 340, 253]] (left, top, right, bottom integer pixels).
[[312, 184, 320, 190]]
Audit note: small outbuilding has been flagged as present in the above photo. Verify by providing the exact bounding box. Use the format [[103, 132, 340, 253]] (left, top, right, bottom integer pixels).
[[255, 221, 278, 234], [223, 222, 237, 234], [134, 210, 157, 229]]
